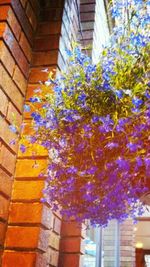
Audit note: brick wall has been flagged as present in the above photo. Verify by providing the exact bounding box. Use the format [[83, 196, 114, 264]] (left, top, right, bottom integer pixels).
[[0, 0, 38, 264]]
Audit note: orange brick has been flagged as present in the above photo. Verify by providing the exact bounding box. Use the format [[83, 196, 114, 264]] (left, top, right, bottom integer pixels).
[[0, 194, 9, 221], [0, 168, 13, 197], [0, 41, 15, 76], [9, 196, 53, 230], [0, 6, 9, 21], [7, 7, 21, 40], [28, 67, 55, 83], [2, 251, 36, 267], [13, 65, 27, 95], [0, 88, 8, 116], [5, 226, 40, 248], [5, 226, 49, 251], [0, 63, 24, 112], [0, 118, 19, 153], [15, 159, 47, 178], [25, 84, 38, 100], [9, 203, 43, 224], [0, 22, 6, 37], [0, 222, 6, 245], [0, 145, 16, 174], [12, 180, 44, 201], [32, 51, 58, 66], [19, 31, 32, 62], [6, 102, 22, 126], [26, 2, 37, 30]]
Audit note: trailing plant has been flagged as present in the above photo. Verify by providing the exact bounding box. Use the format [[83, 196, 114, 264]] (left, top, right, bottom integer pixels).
[[11, 0, 150, 226]]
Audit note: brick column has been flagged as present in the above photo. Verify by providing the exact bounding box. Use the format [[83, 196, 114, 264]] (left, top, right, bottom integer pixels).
[[59, 221, 85, 267], [120, 219, 136, 267], [0, 0, 36, 264]]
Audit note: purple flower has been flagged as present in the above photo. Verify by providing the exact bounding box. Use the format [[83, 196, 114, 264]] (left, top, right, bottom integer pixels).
[[116, 157, 130, 171], [127, 142, 139, 152], [20, 144, 26, 153]]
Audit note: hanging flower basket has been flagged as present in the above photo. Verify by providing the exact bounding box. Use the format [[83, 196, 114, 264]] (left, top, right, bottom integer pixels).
[[20, 0, 150, 226]]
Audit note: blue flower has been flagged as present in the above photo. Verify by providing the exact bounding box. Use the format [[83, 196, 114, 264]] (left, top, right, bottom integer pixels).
[[24, 104, 30, 112], [9, 125, 17, 133], [115, 90, 123, 99], [29, 96, 41, 103], [132, 97, 143, 107], [31, 112, 41, 121]]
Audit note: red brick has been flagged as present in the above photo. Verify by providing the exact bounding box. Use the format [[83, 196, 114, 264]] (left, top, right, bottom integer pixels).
[[0, 168, 13, 197], [20, 0, 27, 8], [12, 180, 44, 201], [80, 3, 95, 12], [40, 8, 63, 22], [19, 31, 32, 62], [0, 63, 24, 112], [60, 237, 84, 253], [2, 251, 37, 267], [59, 254, 81, 267], [11, 0, 33, 43], [80, 12, 95, 22], [34, 35, 60, 51], [3, 25, 29, 76], [0, 0, 11, 3], [61, 221, 82, 237], [13, 65, 27, 95], [37, 21, 61, 36], [0, 194, 9, 221], [7, 7, 21, 40], [0, 40, 15, 76], [26, 2, 37, 30], [32, 51, 58, 66], [0, 6, 21, 40], [0, 88, 8, 116], [0, 145, 16, 174]]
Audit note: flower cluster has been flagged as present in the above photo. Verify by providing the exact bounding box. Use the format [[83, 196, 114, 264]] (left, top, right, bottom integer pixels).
[[18, 0, 150, 226]]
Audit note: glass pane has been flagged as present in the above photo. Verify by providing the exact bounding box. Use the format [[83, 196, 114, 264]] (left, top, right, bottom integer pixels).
[[83, 228, 97, 267], [145, 255, 150, 267]]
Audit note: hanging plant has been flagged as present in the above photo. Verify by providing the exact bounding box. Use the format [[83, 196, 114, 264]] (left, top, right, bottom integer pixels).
[[12, 0, 150, 226]]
